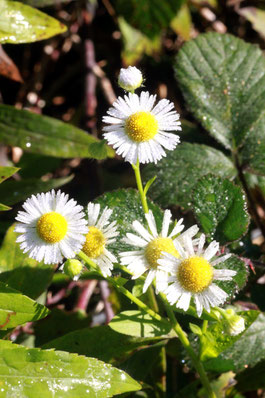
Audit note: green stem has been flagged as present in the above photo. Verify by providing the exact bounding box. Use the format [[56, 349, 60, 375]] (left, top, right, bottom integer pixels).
[[161, 296, 216, 398], [132, 159, 149, 214], [78, 251, 168, 325], [202, 320, 208, 333]]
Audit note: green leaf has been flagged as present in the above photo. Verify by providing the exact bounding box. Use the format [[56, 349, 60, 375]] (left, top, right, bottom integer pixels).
[[0, 175, 73, 206], [214, 255, 248, 299], [0, 104, 113, 159], [109, 310, 172, 338], [240, 127, 265, 175], [115, 0, 184, 38], [192, 175, 250, 244], [0, 281, 49, 329], [251, 283, 265, 311], [95, 188, 163, 256], [0, 203, 11, 211], [0, 0, 67, 44], [118, 17, 161, 65], [200, 310, 259, 361], [143, 143, 236, 210], [205, 313, 265, 372], [238, 7, 265, 39], [0, 224, 54, 299], [0, 166, 19, 183], [43, 325, 160, 363], [19, 0, 76, 6], [0, 340, 141, 396], [175, 33, 265, 150], [170, 3, 192, 41]]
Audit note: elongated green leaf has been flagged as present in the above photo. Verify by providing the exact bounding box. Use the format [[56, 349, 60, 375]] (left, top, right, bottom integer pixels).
[[200, 310, 258, 361], [109, 310, 172, 338], [95, 188, 163, 256], [115, 0, 184, 38], [20, 0, 76, 6], [0, 166, 19, 183], [0, 225, 54, 299], [238, 7, 265, 39], [192, 175, 249, 244], [43, 325, 160, 363], [0, 282, 49, 329], [0, 340, 141, 396], [0, 203, 11, 211], [205, 313, 265, 372], [0, 0, 67, 44], [0, 175, 72, 206], [175, 33, 265, 150], [0, 104, 113, 159], [143, 143, 236, 210]]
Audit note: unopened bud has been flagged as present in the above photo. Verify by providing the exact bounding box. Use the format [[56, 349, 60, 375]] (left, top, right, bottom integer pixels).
[[118, 66, 143, 92], [63, 259, 83, 280], [223, 309, 245, 336]]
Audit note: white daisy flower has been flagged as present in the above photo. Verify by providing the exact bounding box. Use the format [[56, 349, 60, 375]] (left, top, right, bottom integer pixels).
[[118, 66, 143, 92], [158, 234, 236, 317], [102, 91, 181, 164], [120, 209, 199, 294], [15, 190, 88, 265], [81, 203, 119, 277]]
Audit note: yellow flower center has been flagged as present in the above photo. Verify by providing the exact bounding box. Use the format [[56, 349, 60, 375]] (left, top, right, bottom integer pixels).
[[82, 226, 106, 258], [145, 237, 179, 269], [37, 212, 68, 243], [125, 111, 158, 142], [177, 256, 213, 293]]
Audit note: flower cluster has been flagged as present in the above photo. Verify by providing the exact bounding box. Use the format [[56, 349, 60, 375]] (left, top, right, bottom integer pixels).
[[14, 66, 238, 320]]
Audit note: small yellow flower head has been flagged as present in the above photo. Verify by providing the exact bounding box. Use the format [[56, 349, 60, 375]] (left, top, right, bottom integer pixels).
[[177, 256, 213, 293], [118, 66, 143, 92], [37, 212, 68, 243], [82, 226, 106, 259], [223, 309, 245, 336], [125, 111, 158, 142], [63, 259, 83, 280], [145, 237, 179, 269]]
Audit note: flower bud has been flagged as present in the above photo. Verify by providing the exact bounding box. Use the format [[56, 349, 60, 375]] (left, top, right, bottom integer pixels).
[[223, 309, 245, 336], [118, 66, 143, 92], [63, 259, 83, 280]]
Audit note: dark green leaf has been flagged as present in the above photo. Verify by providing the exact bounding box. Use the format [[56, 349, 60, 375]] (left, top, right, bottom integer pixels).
[[0, 224, 54, 299], [43, 325, 160, 363], [192, 175, 249, 244], [0, 282, 49, 329], [109, 310, 172, 338], [0, 104, 114, 159], [240, 127, 265, 175], [200, 310, 258, 361], [143, 143, 236, 210], [95, 188, 163, 256], [175, 33, 265, 150], [0, 0, 67, 44], [251, 283, 265, 311], [0, 166, 19, 183], [205, 313, 265, 372], [236, 360, 265, 392], [115, 0, 184, 38], [0, 175, 73, 206], [0, 339, 141, 396]]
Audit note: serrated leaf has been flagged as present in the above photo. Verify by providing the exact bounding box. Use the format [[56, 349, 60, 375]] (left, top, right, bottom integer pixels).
[[214, 255, 248, 299], [239, 128, 265, 175], [192, 175, 250, 244], [0, 0, 67, 44], [95, 188, 163, 256], [0, 175, 73, 206], [115, 0, 184, 38], [43, 324, 160, 364], [175, 33, 265, 150], [0, 104, 113, 159], [109, 310, 172, 338], [118, 17, 161, 65], [143, 143, 236, 210], [200, 310, 259, 361], [0, 225, 54, 299], [0, 166, 19, 183], [0, 282, 49, 329], [205, 313, 265, 372], [0, 340, 141, 396]]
